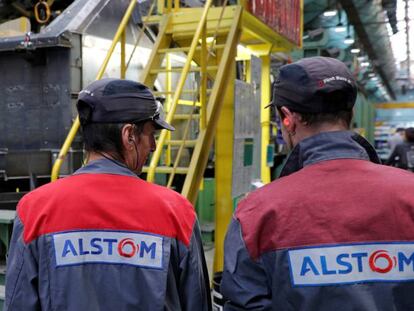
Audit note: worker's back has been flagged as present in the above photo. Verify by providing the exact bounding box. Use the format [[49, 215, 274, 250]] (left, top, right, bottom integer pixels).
[[5, 159, 211, 311], [223, 155, 414, 310]]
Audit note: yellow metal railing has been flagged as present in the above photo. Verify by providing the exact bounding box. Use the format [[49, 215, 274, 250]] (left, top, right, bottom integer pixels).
[[51, 0, 147, 181], [146, 0, 214, 183], [160, 0, 228, 187]]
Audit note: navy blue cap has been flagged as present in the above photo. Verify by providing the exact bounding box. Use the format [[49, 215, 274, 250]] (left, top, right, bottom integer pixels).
[[271, 57, 357, 114], [77, 78, 174, 131]]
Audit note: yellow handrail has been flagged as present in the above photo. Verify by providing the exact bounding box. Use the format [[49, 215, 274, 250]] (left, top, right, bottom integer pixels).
[[165, 0, 229, 186], [146, 0, 214, 182], [51, 0, 138, 181]]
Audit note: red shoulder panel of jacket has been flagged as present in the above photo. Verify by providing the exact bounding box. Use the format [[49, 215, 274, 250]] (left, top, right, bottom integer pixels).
[[236, 159, 414, 260], [18, 174, 196, 246]]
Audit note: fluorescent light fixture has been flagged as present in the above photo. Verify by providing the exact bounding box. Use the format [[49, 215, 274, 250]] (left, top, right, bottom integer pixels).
[[344, 38, 355, 44], [334, 26, 346, 33], [323, 10, 337, 17], [368, 73, 375, 77], [361, 62, 370, 67], [351, 48, 360, 54], [371, 77, 379, 81]]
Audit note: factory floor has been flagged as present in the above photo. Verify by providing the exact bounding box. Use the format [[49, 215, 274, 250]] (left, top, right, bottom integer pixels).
[[205, 246, 215, 281]]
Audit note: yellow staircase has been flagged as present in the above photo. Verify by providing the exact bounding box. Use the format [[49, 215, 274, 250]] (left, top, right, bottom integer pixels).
[[140, 1, 242, 204]]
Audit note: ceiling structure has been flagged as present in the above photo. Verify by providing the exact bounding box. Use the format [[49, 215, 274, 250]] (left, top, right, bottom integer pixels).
[[303, 0, 413, 102]]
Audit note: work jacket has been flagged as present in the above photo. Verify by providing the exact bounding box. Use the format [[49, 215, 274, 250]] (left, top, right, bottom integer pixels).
[[221, 131, 414, 310], [5, 158, 212, 311]]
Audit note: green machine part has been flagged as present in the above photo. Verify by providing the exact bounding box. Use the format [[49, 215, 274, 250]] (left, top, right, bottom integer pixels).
[[196, 178, 215, 243]]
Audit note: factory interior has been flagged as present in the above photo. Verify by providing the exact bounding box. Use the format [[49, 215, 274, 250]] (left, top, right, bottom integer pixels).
[[0, 0, 413, 309]]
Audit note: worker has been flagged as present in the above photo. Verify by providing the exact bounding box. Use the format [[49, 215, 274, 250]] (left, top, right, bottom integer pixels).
[[221, 57, 414, 310], [5, 78, 212, 311], [387, 127, 405, 155], [386, 127, 414, 171]]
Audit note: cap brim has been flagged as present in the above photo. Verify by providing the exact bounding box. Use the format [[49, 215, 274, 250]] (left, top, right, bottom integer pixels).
[[154, 118, 175, 131]]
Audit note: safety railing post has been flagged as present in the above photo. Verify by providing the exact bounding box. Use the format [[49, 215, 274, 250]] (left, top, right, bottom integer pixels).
[[121, 30, 126, 78]]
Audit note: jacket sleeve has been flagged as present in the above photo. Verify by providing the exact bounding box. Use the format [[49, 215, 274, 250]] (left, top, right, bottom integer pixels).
[[221, 218, 271, 311], [5, 216, 40, 311], [386, 144, 402, 166], [179, 220, 212, 311]]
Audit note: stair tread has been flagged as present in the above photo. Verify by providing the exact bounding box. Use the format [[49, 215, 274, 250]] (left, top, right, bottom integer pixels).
[[142, 166, 189, 174], [158, 44, 226, 53]]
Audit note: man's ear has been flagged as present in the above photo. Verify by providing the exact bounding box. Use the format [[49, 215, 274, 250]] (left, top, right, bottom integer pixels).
[[121, 124, 135, 150], [280, 106, 296, 133]]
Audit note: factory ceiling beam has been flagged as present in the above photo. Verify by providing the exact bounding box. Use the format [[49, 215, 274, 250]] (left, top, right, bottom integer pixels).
[[339, 0, 396, 100]]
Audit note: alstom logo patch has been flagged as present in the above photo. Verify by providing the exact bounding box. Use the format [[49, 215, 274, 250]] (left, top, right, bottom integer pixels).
[[53, 231, 163, 269], [288, 243, 414, 286]]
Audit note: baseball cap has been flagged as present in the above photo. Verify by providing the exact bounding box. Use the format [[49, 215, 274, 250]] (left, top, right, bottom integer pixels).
[[77, 78, 174, 131], [270, 57, 357, 113]]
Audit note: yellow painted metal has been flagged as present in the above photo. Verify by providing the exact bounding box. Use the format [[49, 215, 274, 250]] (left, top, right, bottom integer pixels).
[[375, 102, 414, 109], [126, 0, 156, 72], [178, 100, 201, 107], [167, 100, 197, 188], [200, 22, 207, 130], [173, 114, 200, 120], [158, 44, 226, 53], [213, 53, 236, 274], [19, 17, 28, 32], [146, 0, 214, 183], [51, 0, 138, 181], [50, 117, 81, 181], [150, 66, 218, 73], [121, 30, 126, 78], [142, 166, 189, 174], [157, 0, 164, 14], [182, 6, 242, 204], [165, 54, 172, 166], [140, 15, 172, 86], [260, 54, 271, 184]]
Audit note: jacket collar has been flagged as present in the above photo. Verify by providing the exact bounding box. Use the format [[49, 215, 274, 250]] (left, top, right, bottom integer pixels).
[[73, 158, 138, 178], [279, 131, 380, 178]]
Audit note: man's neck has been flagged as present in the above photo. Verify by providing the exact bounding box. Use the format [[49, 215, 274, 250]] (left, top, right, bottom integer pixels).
[[294, 123, 349, 146], [87, 151, 106, 162]]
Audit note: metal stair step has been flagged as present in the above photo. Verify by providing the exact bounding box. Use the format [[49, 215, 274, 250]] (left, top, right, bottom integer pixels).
[[165, 140, 197, 147], [153, 89, 211, 96], [142, 166, 189, 174], [150, 66, 218, 74], [173, 114, 200, 120], [158, 44, 226, 54]]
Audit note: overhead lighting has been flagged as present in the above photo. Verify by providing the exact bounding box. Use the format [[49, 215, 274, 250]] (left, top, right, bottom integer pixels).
[[361, 61, 370, 67], [323, 10, 337, 17], [350, 48, 360, 54], [334, 23, 346, 33], [371, 77, 379, 81], [344, 37, 355, 45], [368, 73, 375, 77]]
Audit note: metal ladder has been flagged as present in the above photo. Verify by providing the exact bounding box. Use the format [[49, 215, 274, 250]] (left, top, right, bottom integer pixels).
[[51, 0, 242, 205], [140, 1, 242, 203]]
